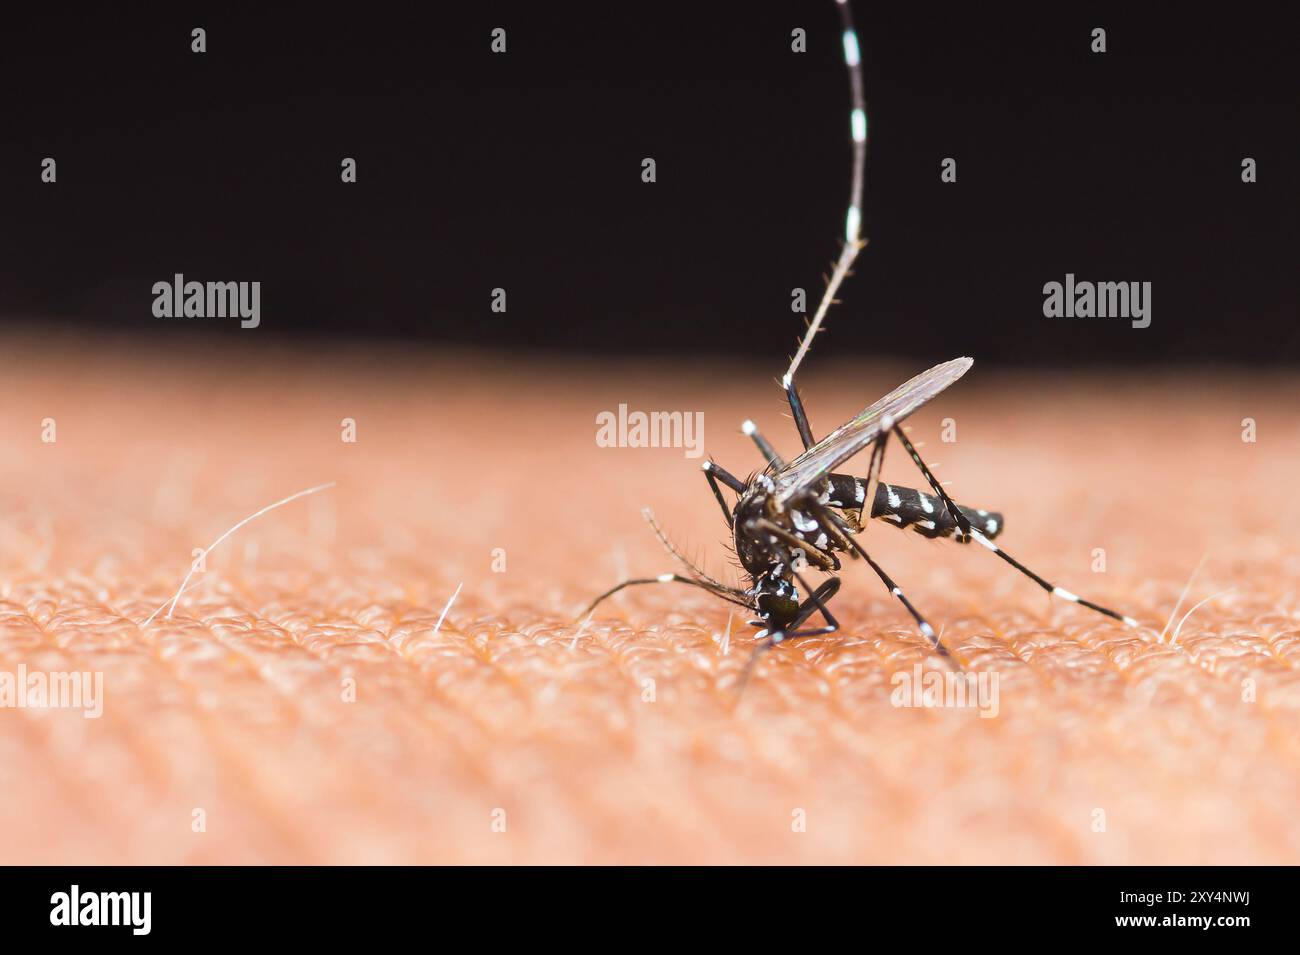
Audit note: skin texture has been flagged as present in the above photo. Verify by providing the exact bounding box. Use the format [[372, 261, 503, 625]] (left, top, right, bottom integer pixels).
[[1, 332, 1298, 864]]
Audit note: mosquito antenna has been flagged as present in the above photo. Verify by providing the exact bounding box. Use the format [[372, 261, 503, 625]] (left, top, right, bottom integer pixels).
[[641, 507, 732, 591], [575, 508, 754, 617], [784, 0, 868, 386]]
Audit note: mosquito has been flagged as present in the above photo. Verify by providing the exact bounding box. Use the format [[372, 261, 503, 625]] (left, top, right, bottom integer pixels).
[[583, 0, 1137, 673]]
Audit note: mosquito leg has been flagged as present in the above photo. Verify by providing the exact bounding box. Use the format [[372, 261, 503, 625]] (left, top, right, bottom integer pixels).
[[701, 460, 743, 529], [582, 574, 750, 619], [818, 438, 891, 532], [703, 459, 744, 492], [892, 424, 970, 541], [746, 518, 837, 571], [737, 577, 842, 693], [740, 420, 786, 470], [889, 425, 1136, 627], [780, 0, 868, 389], [814, 505, 958, 662], [790, 573, 841, 632], [857, 432, 889, 522], [851, 538, 955, 660], [965, 529, 1139, 628], [783, 374, 816, 450]]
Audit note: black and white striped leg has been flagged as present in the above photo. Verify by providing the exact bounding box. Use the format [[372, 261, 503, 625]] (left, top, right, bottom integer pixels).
[[787, 573, 842, 634], [888, 427, 1134, 627], [965, 529, 1139, 628], [816, 505, 958, 663], [892, 424, 970, 541], [701, 460, 743, 529], [783, 374, 817, 450], [741, 419, 786, 470], [582, 573, 751, 619]]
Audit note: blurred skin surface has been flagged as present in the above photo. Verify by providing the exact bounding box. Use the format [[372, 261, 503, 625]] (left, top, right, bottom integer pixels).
[[1, 331, 1298, 864]]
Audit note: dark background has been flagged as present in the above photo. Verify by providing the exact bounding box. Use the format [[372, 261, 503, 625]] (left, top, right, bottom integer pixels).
[[1, 1, 1294, 366]]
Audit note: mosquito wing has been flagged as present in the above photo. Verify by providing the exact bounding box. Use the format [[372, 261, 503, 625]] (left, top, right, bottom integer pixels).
[[776, 357, 973, 504]]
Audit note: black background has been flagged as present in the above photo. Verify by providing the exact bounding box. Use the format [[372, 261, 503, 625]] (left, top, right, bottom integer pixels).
[[0, 866, 1277, 942], [1, 1, 1294, 365]]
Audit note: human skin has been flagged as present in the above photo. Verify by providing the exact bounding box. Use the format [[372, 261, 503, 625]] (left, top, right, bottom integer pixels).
[[1, 332, 1297, 864]]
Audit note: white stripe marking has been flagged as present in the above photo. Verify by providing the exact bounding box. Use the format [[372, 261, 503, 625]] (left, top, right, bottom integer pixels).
[[842, 30, 861, 67], [851, 108, 866, 143]]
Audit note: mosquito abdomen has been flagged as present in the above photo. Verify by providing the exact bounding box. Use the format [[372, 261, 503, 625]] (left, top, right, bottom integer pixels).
[[825, 473, 1003, 542]]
